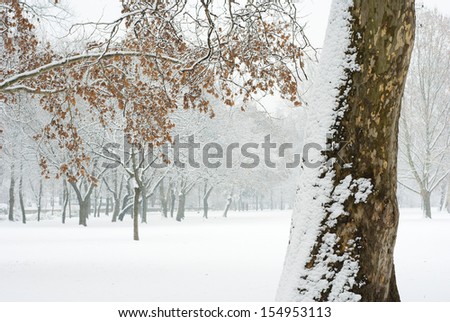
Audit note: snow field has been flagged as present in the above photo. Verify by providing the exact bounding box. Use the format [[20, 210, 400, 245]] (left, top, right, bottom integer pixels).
[[0, 208, 448, 301]]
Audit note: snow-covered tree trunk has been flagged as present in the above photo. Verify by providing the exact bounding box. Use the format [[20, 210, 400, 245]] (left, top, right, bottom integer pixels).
[[277, 0, 415, 301]]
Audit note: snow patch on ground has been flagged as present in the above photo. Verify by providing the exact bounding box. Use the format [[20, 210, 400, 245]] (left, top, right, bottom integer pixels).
[[0, 208, 449, 301]]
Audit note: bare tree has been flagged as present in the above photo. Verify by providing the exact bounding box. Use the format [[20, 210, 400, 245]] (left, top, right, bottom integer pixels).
[[399, 8, 450, 218]]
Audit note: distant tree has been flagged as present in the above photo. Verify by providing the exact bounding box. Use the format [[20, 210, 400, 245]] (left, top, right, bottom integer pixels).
[[1, 0, 309, 237], [399, 8, 450, 218]]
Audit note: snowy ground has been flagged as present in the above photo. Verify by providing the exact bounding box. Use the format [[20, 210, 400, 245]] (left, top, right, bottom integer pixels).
[[0, 208, 449, 301]]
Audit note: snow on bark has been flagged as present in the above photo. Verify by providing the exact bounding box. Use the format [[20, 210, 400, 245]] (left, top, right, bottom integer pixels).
[[276, 0, 372, 301]]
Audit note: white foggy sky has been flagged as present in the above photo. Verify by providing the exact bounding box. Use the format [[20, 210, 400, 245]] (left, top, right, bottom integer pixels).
[[64, 0, 450, 48]]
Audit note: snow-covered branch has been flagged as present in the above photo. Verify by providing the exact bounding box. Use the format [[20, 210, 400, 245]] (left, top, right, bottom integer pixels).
[[0, 51, 181, 92]]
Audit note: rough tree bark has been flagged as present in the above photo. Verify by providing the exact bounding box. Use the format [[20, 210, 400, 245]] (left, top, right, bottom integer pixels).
[[277, 0, 415, 302]]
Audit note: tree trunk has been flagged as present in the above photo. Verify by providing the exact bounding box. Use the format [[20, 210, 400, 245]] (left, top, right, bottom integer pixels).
[[86, 196, 91, 219], [112, 196, 120, 222], [118, 192, 131, 221], [203, 197, 209, 219], [447, 180, 450, 213], [105, 197, 110, 216], [176, 193, 186, 222], [223, 194, 232, 218], [270, 190, 274, 210], [422, 190, 432, 219], [68, 192, 72, 218], [237, 192, 242, 211], [68, 193, 72, 218], [169, 185, 176, 218], [37, 178, 43, 222], [277, 0, 415, 302], [444, 177, 450, 213], [141, 185, 147, 224], [50, 185, 55, 218], [19, 171, 26, 224], [151, 193, 155, 208], [280, 189, 284, 210], [70, 182, 92, 226], [78, 199, 89, 226], [203, 186, 213, 219], [160, 180, 168, 218], [8, 164, 15, 222], [61, 180, 69, 224], [93, 192, 98, 218], [109, 171, 121, 222], [133, 187, 140, 241], [97, 196, 102, 217]]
